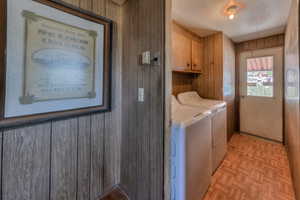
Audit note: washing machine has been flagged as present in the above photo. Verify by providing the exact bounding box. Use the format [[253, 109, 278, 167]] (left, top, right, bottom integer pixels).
[[177, 92, 227, 173], [171, 96, 212, 200]]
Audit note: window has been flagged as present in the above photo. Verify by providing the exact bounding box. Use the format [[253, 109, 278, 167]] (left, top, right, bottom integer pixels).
[[246, 56, 274, 97]]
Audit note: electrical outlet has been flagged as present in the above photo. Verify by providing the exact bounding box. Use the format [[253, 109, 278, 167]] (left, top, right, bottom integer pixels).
[[142, 51, 151, 65]]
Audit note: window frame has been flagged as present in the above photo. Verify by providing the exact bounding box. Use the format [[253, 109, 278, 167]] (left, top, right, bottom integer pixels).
[[245, 55, 275, 98]]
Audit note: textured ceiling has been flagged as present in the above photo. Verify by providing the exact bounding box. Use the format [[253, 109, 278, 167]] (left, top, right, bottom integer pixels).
[[172, 0, 292, 42]]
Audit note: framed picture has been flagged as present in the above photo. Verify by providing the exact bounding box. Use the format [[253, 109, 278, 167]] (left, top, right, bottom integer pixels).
[[0, 0, 112, 127]]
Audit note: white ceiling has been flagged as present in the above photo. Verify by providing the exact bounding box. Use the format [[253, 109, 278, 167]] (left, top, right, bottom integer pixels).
[[172, 0, 292, 42]]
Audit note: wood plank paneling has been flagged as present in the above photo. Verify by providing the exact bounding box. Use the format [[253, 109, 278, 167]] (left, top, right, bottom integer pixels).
[[51, 119, 78, 200], [121, 0, 139, 198], [79, 0, 92, 10], [223, 35, 236, 140], [2, 124, 51, 200], [90, 114, 105, 199], [193, 33, 224, 100], [1, 0, 165, 199], [104, 0, 122, 189], [172, 72, 196, 96], [1, 0, 123, 200], [92, 0, 107, 16], [235, 34, 284, 52], [136, 0, 151, 198], [148, 0, 164, 199], [121, 0, 165, 199], [284, 0, 300, 198], [122, 2, 138, 199], [77, 116, 91, 200]]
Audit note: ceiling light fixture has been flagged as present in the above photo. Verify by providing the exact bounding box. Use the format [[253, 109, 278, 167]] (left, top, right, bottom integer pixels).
[[229, 14, 235, 20], [223, 0, 245, 20]]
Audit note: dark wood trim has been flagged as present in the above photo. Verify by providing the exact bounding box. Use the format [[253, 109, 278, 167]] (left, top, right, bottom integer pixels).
[[0, 0, 113, 129], [35, 0, 113, 24]]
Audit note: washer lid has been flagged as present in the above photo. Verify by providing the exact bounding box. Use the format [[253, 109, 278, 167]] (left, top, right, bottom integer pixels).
[[172, 105, 211, 128], [177, 91, 226, 110]]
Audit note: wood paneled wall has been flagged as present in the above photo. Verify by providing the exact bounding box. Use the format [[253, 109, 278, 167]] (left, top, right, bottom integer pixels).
[[172, 72, 196, 96], [235, 34, 285, 131], [1, 0, 123, 199], [193, 33, 224, 100], [223, 35, 236, 140], [193, 33, 236, 139], [235, 34, 285, 52], [121, 0, 165, 199], [1, 0, 166, 199], [284, 0, 300, 198]]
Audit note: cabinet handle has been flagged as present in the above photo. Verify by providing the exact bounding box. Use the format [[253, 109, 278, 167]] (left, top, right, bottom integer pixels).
[[193, 64, 196, 67], [187, 63, 190, 67]]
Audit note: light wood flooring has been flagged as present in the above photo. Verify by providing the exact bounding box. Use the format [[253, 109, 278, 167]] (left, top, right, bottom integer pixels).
[[203, 134, 296, 200]]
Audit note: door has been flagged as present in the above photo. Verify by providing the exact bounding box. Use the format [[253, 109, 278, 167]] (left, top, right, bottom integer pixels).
[[191, 39, 203, 71], [172, 30, 191, 71], [240, 47, 283, 142]]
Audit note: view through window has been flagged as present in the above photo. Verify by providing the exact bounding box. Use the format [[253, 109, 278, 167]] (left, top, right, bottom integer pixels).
[[246, 56, 274, 97]]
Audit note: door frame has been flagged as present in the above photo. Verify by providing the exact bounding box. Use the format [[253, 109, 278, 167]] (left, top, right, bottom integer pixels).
[[236, 46, 285, 143]]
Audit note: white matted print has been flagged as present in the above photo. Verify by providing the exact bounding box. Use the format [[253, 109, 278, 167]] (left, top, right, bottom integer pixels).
[[5, 0, 107, 118]]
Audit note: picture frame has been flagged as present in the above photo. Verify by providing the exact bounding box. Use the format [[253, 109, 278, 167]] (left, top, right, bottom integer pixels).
[[0, 0, 113, 128]]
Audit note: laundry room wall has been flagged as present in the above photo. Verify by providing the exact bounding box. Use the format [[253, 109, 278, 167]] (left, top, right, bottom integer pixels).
[[193, 33, 236, 139], [0, 0, 123, 199], [121, 0, 165, 199], [223, 35, 236, 140]]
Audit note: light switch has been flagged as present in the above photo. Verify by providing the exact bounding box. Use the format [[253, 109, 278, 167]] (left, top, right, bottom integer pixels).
[[138, 88, 144, 102], [142, 51, 151, 65]]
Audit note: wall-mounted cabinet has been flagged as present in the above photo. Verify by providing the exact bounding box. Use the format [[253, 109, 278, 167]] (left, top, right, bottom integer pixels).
[[191, 40, 203, 71], [172, 22, 203, 73], [172, 30, 192, 71]]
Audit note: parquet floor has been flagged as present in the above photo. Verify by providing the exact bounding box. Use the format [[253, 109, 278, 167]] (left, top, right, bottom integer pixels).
[[203, 134, 296, 200]]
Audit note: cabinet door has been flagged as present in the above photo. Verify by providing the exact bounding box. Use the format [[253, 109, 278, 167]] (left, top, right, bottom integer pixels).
[[191, 40, 203, 71], [172, 31, 191, 71]]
